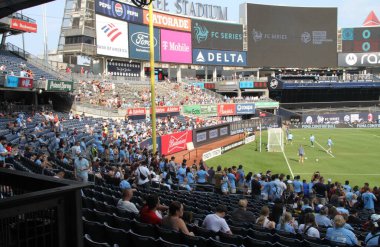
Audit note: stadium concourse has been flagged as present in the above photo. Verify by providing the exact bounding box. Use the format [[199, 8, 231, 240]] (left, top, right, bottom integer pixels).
[[0, 110, 379, 247]]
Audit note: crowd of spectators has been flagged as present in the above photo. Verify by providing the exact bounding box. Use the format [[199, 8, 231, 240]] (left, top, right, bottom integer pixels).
[[0, 110, 379, 246]]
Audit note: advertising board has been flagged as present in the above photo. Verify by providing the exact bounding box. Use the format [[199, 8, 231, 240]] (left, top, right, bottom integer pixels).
[[235, 103, 255, 115], [5, 76, 19, 88], [239, 81, 254, 89], [217, 104, 236, 116], [96, 14, 129, 58], [192, 123, 230, 147], [160, 29, 192, 64], [140, 136, 161, 153], [338, 52, 380, 67], [143, 10, 191, 32], [191, 19, 243, 50], [18, 78, 33, 89], [302, 112, 380, 124], [160, 130, 193, 155], [107, 60, 141, 77], [10, 19, 37, 33], [95, 0, 143, 23], [193, 49, 246, 66], [245, 4, 337, 67], [128, 23, 160, 61], [341, 27, 380, 53]]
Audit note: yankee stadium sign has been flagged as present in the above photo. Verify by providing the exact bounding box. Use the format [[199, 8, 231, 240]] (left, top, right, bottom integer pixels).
[[116, 0, 228, 20]]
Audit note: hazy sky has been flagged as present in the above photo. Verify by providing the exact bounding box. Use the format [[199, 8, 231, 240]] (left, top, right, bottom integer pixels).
[[5, 0, 379, 55]]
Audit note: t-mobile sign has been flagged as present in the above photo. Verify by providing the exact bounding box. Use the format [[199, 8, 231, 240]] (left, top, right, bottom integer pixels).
[[160, 29, 192, 64]]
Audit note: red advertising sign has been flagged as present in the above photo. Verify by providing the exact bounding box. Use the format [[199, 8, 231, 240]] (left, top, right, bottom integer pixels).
[[10, 19, 37, 33], [127, 108, 146, 116], [18, 77, 33, 89], [160, 130, 193, 155], [154, 106, 181, 114], [143, 10, 191, 32], [217, 104, 236, 116]]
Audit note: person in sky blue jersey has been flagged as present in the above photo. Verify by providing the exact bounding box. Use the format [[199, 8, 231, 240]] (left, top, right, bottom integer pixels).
[[362, 187, 377, 214], [326, 215, 358, 246], [327, 137, 333, 153], [310, 134, 315, 147], [287, 132, 293, 145]]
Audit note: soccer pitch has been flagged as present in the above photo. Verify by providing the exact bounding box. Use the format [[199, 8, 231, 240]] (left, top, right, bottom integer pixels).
[[206, 128, 380, 188]]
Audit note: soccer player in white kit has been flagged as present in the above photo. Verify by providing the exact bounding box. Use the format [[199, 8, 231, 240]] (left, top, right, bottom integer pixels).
[[327, 137, 333, 153], [310, 134, 315, 148]]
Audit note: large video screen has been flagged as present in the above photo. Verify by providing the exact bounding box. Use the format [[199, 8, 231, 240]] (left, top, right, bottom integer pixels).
[[246, 4, 337, 67], [341, 27, 380, 53], [191, 19, 243, 51]]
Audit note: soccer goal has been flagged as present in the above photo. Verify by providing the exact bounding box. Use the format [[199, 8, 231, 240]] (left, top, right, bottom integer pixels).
[[268, 128, 284, 152]]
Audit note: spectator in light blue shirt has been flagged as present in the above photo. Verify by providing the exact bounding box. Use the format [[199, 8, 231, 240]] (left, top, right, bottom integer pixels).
[[0, 136, 8, 165], [293, 176, 303, 193], [326, 215, 358, 246], [177, 164, 186, 185], [227, 168, 236, 193], [343, 180, 352, 193], [276, 212, 296, 234], [362, 187, 377, 213], [364, 214, 380, 247], [315, 206, 332, 227], [186, 168, 195, 185], [196, 166, 208, 184]]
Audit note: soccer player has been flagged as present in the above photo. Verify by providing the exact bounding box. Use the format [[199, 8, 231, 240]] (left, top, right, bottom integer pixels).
[[298, 145, 305, 164], [310, 134, 315, 147], [287, 132, 293, 145], [327, 137, 333, 153]]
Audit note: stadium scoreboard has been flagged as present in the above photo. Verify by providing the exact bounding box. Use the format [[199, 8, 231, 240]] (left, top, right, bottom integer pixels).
[[342, 27, 380, 53]]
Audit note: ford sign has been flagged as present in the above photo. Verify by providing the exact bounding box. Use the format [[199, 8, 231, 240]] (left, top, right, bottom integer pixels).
[[131, 32, 157, 49]]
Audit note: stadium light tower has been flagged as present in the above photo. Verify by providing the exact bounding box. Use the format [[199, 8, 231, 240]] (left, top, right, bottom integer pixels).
[[130, 0, 157, 153]]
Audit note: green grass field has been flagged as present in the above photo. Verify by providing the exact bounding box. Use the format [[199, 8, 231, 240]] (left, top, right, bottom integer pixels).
[[206, 128, 380, 187]]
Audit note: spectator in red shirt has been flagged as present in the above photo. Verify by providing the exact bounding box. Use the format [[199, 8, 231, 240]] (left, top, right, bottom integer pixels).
[[140, 195, 162, 225]]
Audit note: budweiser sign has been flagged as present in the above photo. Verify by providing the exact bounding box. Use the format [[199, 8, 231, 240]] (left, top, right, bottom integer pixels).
[[127, 108, 146, 116], [217, 104, 236, 116], [10, 19, 37, 33], [161, 130, 193, 155]]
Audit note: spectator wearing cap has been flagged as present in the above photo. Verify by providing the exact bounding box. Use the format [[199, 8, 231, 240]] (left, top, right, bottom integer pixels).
[[202, 205, 232, 234], [364, 214, 380, 246], [315, 206, 332, 227], [362, 186, 377, 214], [326, 215, 358, 246], [230, 199, 256, 223], [0, 136, 8, 167], [117, 180, 139, 214], [74, 154, 90, 182]]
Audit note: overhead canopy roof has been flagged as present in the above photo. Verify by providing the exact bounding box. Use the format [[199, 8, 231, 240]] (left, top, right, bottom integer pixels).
[[0, 0, 54, 19]]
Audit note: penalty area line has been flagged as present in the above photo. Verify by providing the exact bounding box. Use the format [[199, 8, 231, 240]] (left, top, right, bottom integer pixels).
[[315, 140, 335, 158]]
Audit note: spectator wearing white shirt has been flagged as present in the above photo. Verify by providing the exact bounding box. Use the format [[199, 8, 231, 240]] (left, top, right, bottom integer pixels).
[[298, 213, 320, 238], [202, 205, 232, 234]]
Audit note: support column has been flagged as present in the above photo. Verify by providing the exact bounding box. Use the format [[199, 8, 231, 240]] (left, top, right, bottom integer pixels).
[[205, 66, 208, 82], [213, 67, 217, 82], [256, 69, 260, 79], [238, 89, 242, 97], [176, 66, 182, 82]]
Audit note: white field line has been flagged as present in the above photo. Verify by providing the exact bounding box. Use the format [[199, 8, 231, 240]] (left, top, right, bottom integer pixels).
[[281, 147, 294, 179], [315, 140, 335, 158], [297, 173, 380, 176]]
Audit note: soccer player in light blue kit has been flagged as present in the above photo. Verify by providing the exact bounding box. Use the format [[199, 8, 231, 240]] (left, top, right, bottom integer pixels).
[[327, 137, 333, 153], [287, 132, 293, 145], [310, 134, 315, 148]]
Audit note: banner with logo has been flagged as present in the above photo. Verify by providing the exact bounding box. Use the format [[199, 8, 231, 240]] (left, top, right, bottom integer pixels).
[[46, 80, 74, 91], [193, 49, 247, 66], [202, 148, 222, 161], [127, 108, 146, 116], [183, 105, 201, 115], [95, 0, 143, 23], [10, 19, 37, 33], [128, 24, 160, 61], [107, 60, 141, 77], [18, 78, 33, 89], [217, 103, 236, 116], [239, 81, 254, 89], [143, 10, 191, 32], [267, 77, 283, 90], [338, 52, 380, 67], [161, 29, 192, 64], [96, 14, 129, 58], [235, 103, 255, 115], [200, 105, 217, 115], [160, 130, 193, 155], [192, 123, 230, 147], [191, 19, 243, 50], [192, 82, 205, 89], [140, 136, 161, 153], [302, 112, 380, 124], [154, 106, 181, 114], [5, 76, 19, 88], [255, 102, 279, 108]]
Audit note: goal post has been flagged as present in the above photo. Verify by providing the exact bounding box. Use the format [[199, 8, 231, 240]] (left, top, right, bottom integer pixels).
[[268, 128, 284, 152]]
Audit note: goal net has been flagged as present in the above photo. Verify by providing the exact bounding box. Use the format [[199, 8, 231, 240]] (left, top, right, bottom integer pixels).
[[268, 128, 284, 152]]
